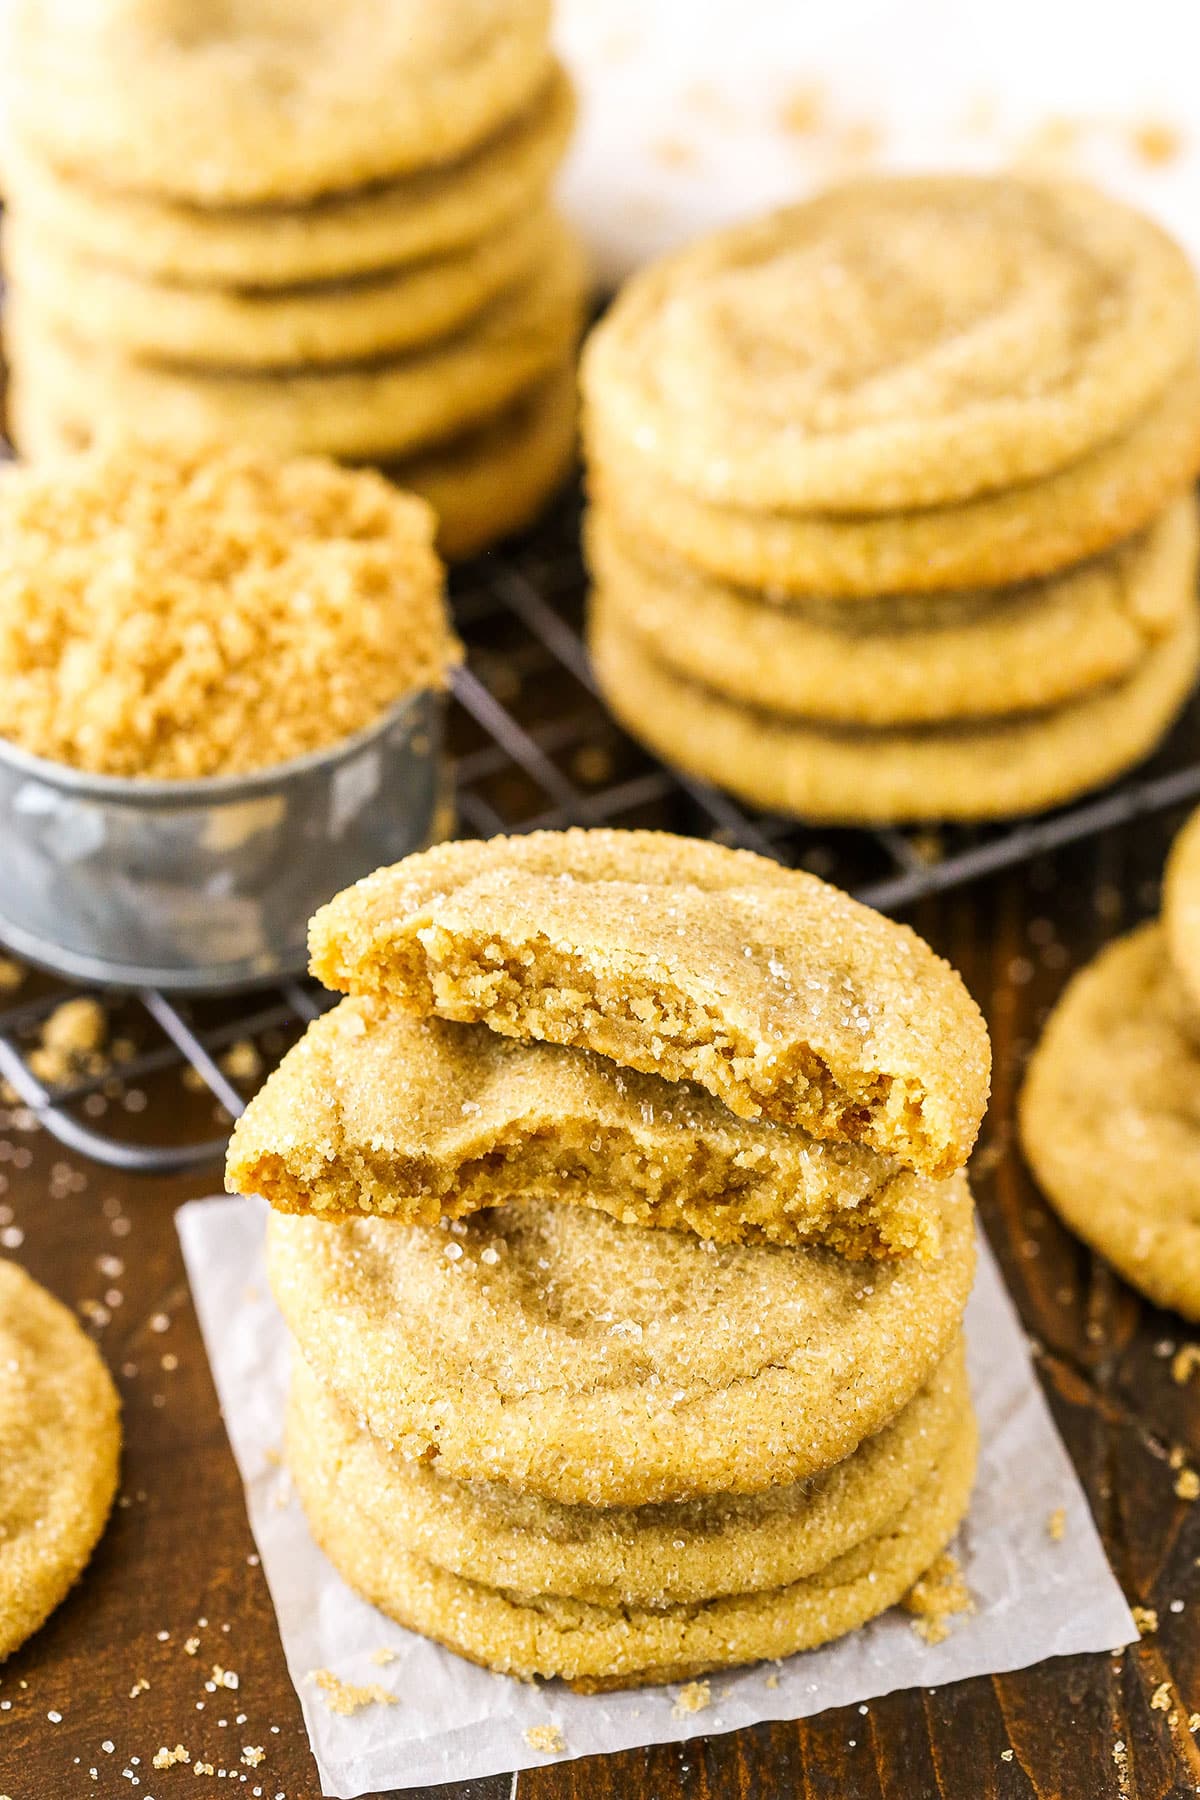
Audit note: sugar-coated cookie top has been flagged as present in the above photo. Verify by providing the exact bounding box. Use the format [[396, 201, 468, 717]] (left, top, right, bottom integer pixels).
[[0, 1258, 121, 1659], [583, 175, 1199, 512], [309, 828, 991, 1178], [0, 443, 457, 780], [3, 0, 554, 203]]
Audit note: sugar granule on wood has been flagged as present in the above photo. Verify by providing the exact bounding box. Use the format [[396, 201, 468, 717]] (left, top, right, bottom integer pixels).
[[672, 1679, 712, 1717], [0, 442, 457, 780], [308, 1669, 396, 1717], [523, 1724, 566, 1755]]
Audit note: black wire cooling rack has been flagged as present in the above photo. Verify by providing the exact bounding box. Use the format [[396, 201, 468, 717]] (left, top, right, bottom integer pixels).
[[4, 479, 1200, 1174]]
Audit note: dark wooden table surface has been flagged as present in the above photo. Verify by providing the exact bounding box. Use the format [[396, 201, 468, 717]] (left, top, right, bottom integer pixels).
[[3, 795, 1200, 1800]]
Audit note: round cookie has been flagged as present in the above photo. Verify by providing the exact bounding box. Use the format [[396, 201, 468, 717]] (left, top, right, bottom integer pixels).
[[4, 203, 555, 371], [6, 226, 588, 463], [2, 0, 554, 205], [582, 176, 1200, 513], [0, 1258, 121, 1660], [267, 1178, 976, 1507], [589, 596, 1200, 825], [0, 68, 574, 288], [586, 496, 1198, 726], [1020, 923, 1200, 1321], [394, 363, 577, 560], [1163, 806, 1200, 1015], [287, 1339, 969, 1606], [585, 357, 1200, 599], [287, 1381, 977, 1688]]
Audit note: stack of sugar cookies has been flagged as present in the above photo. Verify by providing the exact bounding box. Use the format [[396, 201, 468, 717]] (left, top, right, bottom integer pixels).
[[226, 828, 992, 1688], [0, 0, 585, 558], [582, 176, 1200, 824], [1021, 803, 1200, 1324]]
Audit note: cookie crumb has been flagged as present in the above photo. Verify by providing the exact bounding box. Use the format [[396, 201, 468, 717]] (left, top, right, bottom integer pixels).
[[220, 1041, 264, 1084], [1132, 1605, 1158, 1635], [523, 1724, 565, 1755], [211, 1665, 239, 1691], [1046, 1507, 1066, 1541], [369, 1648, 396, 1667], [673, 1680, 711, 1717], [152, 1746, 190, 1770], [29, 997, 107, 1085], [0, 958, 24, 994], [1130, 120, 1183, 166], [777, 82, 826, 137], [902, 1552, 973, 1644], [309, 1669, 396, 1717], [240, 1747, 265, 1768], [128, 1677, 150, 1698], [183, 1636, 201, 1655], [1174, 1467, 1200, 1501], [1001, 1749, 1014, 1761], [764, 1671, 780, 1690], [1151, 1681, 1173, 1711]]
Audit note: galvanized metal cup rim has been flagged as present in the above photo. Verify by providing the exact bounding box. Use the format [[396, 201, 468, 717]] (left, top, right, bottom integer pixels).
[[0, 686, 430, 806]]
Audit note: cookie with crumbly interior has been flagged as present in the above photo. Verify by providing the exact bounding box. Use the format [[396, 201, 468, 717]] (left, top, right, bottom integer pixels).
[[310, 831, 990, 1178], [267, 1177, 975, 1506], [0, 68, 574, 288], [0, 1259, 121, 1659], [1, 0, 554, 205], [392, 363, 576, 560], [585, 362, 1200, 599], [5, 225, 587, 463], [590, 597, 1200, 826], [4, 202, 555, 370], [587, 497, 1197, 725], [288, 1339, 968, 1606], [227, 998, 951, 1257], [287, 1374, 976, 1688], [1163, 806, 1200, 1014], [582, 176, 1199, 514], [1020, 922, 1200, 1321]]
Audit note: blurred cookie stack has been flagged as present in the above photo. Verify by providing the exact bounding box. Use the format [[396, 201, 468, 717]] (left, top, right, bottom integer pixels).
[[1, 0, 586, 557], [226, 829, 991, 1688], [583, 175, 1200, 823]]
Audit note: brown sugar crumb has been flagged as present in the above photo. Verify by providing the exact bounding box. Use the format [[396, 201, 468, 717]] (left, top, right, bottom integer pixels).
[[903, 1551, 973, 1644], [1152, 1681, 1173, 1711], [219, 1040, 264, 1084], [672, 1679, 712, 1717], [309, 1668, 397, 1717], [152, 1745, 190, 1769], [1172, 1344, 1200, 1384], [1174, 1467, 1200, 1501], [1130, 120, 1183, 166], [523, 1724, 566, 1755], [0, 442, 457, 780], [28, 997, 108, 1087], [1047, 1507, 1066, 1541], [777, 82, 826, 137], [1132, 1605, 1158, 1636]]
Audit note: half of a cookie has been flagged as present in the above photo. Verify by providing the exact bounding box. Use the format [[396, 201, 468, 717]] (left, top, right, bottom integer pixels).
[[309, 829, 990, 1179]]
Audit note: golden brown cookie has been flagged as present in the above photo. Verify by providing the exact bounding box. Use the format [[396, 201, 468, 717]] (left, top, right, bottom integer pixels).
[[0, 1258, 121, 1660], [0, 441, 456, 780], [287, 1339, 968, 1606], [4, 203, 555, 370], [0, 67, 574, 288], [5, 225, 588, 463], [582, 176, 1199, 513], [1020, 923, 1200, 1321], [586, 497, 1198, 725], [267, 1177, 976, 1506], [589, 595, 1200, 825], [2, 0, 555, 204], [309, 829, 991, 1178], [287, 1370, 977, 1688], [585, 358, 1200, 598], [1163, 805, 1200, 1014], [393, 363, 577, 560], [226, 998, 951, 1258]]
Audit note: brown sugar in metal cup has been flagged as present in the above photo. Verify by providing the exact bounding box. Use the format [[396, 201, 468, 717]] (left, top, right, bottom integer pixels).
[[0, 443, 459, 990]]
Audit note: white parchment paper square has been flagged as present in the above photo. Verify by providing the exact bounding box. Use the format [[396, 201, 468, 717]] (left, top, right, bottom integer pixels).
[[178, 1195, 1136, 1798]]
